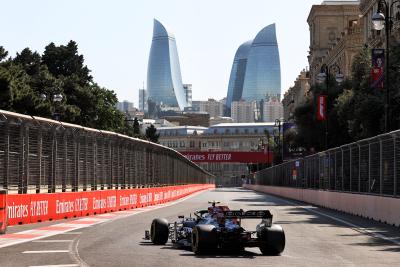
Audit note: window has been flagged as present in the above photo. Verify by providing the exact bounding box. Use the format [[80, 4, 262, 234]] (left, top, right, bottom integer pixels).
[[254, 129, 258, 134], [225, 129, 230, 134], [244, 129, 249, 134]]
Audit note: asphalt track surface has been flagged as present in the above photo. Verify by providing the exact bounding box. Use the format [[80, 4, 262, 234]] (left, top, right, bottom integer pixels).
[[0, 187, 400, 267]]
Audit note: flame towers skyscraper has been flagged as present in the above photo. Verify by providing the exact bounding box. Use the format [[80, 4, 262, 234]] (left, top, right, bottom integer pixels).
[[226, 24, 281, 109], [147, 19, 187, 110]]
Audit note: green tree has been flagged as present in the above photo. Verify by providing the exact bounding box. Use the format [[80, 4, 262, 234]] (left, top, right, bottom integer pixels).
[[145, 124, 159, 143], [42, 41, 92, 85], [0, 46, 8, 61], [133, 117, 140, 135]]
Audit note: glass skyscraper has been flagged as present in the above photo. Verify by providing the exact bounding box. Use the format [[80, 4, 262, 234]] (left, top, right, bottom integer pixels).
[[226, 24, 281, 108], [226, 40, 252, 110], [147, 19, 187, 110]]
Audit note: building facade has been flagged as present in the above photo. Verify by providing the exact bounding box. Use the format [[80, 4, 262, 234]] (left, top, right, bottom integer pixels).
[[192, 99, 224, 118], [147, 19, 187, 110], [183, 84, 192, 107], [139, 89, 147, 112], [262, 97, 283, 122], [360, 0, 400, 49], [308, 1, 362, 84], [231, 100, 257, 123], [282, 69, 311, 122], [116, 100, 135, 117], [158, 123, 274, 179]]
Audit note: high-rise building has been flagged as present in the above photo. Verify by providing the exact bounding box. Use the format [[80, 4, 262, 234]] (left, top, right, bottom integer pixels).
[[116, 100, 135, 117], [139, 89, 148, 112], [183, 84, 192, 107], [262, 96, 283, 122], [192, 99, 224, 118], [226, 40, 252, 110], [226, 24, 281, 110], [147, 19, 187, 110], [231, 100, 257, 123], [242, 24, 281, 101]]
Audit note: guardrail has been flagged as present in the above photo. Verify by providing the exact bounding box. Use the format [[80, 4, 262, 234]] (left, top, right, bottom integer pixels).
[[0, 110, 214, 194], [255, 130, 400, 198]]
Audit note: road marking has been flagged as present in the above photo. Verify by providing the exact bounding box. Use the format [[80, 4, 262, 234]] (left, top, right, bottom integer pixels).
[[278, 197, 400, 246], [32, 240, 73, 243], [59, 232, 82, 235], [29, 265, 79, 267], [22, 250, 70, 254]]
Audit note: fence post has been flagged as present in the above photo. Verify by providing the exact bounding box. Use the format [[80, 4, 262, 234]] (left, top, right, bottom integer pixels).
[[341, 148, 344, 191], [4, 121, 9, 191], [394, 135, 397, 197], [358, 144, 361, 193], [349, 146, 352, 192], [380, 139, 383, 196]]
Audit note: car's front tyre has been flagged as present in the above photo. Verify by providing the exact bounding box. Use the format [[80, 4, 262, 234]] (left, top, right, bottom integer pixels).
[[258, 224, 285, 256], [150, 218, 169, 245], [191, 224, 218, 254]]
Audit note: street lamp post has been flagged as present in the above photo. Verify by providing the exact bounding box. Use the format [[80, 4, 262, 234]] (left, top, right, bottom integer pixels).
[[316, 63, 344, 150], [372, 0, 400, 133], [274, 119, 284, 163], [41, 92, 63, 121]]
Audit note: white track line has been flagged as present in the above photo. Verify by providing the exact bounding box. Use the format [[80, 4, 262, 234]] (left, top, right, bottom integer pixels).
[[29, 265, 79, 267], [58, 232, 82, 235], [32, 240, 73, 243], [22, 250, 70, 254]]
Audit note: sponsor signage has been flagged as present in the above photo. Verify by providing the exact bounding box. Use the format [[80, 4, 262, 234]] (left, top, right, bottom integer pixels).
[[371, 48, 384, 89], [181, 151, 273, 163], [317, 95, 327, 121], [5, 184, 214, 226]]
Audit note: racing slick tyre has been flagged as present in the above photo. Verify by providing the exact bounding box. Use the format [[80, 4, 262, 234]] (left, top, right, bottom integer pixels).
[[151, 218, 169, 245], [191, 225, 218, 254], [259, 224, 285, 256]]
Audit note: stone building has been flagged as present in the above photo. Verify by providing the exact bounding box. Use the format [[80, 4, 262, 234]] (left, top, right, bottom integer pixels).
[[282, 69, 311, 122], [308, 1, 363, 84], [360, 0, 400, 48]]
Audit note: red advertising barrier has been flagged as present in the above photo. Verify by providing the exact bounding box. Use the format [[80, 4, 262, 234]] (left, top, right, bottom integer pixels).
[[0, 190, 7, 234], [3, 184, 215, 227]]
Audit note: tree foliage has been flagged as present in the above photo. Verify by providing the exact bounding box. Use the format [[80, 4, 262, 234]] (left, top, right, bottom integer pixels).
[[292, 45, 400, 152], [145, 124, 160, 143], [0, 41, 136, 136]]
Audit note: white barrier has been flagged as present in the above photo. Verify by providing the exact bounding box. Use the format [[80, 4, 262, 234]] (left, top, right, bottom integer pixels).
[[244, 184, 400, 227]]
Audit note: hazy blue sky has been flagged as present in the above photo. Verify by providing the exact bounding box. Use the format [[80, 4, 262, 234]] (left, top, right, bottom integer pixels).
[[1, 0, 331, 106]]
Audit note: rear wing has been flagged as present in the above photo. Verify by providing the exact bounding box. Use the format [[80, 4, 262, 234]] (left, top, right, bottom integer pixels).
[[224, 210, 273, 219]]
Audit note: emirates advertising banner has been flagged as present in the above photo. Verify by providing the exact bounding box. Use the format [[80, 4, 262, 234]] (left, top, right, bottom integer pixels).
[[317, 95, 327, 121], [182, 151, 273, 163], [371, 48, 384, 89]]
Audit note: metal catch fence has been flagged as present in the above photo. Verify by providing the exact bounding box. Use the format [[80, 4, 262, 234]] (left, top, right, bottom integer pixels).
[[255, 131, 400, 198], [0, 110, 214, 194]]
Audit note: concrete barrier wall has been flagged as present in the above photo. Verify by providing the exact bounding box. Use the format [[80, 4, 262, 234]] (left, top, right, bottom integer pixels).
[[244, 184, 400, 227]]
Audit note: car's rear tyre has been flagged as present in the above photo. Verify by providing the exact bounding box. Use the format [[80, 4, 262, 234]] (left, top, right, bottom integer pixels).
[[191, 224, 218, 254], [151, 218, 169, 245], [259, 224, 285, 256]]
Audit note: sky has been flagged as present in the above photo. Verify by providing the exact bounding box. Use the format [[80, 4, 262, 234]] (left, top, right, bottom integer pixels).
[[1, 0, 330, 106]]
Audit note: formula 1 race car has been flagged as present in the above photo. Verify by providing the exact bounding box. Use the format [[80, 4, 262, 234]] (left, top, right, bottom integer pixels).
[[144, 202, 285, 255]]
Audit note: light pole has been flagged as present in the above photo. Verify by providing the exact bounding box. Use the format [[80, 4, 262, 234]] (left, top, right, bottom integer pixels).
[[41, 92, 63, 121], [372, 0, 400, 133], [316, 63, 344, 149], [274, 119, 284, 163]]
